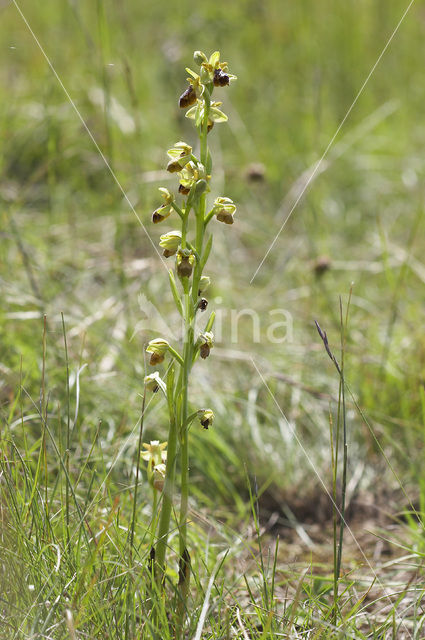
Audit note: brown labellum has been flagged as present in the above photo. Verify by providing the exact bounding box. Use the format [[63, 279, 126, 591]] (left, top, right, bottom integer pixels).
[[179, 85, 196, 108], [216, 211, 234, 224], [149, 353, 165, 366], [177, 256, 193, 278], [167, 160, 182, 173], [152, 210, 165, 224], [200, 343, 210, 359], [179, 184, 190, 195], [198, 298, 208, 311], [200, 417, 210, 429], [213, 69, 230, 87], [163, 248, 176, 258]]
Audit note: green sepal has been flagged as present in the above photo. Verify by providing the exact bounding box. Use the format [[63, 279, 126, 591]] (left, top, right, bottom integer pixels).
[[209, 107, 228, 123]]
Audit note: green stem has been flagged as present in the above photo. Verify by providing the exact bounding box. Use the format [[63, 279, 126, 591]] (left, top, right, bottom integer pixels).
[[168, 345, 184, 367], [171, 201, 185, 220], [178, 95, 211, 565], [181, 209, 189, 250], [151, 489, 159, 546], [191, 196, 206, 308], [200, 91, 210, 166], [204, 208, 215, 225], [179, 288, 192, 557], [155, 366, 178, 576]]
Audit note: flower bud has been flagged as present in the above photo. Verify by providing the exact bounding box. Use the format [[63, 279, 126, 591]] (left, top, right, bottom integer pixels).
[[198, 275, 211, 294], [200, 65, 212, 85], [176, 248, 195, 279], [146, 338, 170, 365], [197, 408, 214, 429], [194, 178, 208, 196], [159, 230, 182, 257], [144, 371, 166, 393], [198, 331, 214, 359], [194, 50, 207, 65], [212, 196, 236, 225], [158, 187, 175, 205]]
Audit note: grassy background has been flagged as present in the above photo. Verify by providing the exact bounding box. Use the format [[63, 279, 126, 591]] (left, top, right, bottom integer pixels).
[[2, 0, 425, 637]]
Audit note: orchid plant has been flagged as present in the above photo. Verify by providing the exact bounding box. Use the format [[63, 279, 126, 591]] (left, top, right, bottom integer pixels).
[[141, 50, 236, 609]]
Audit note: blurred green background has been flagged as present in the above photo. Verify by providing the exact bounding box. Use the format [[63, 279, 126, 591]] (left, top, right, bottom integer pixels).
[[2, 0, 425, 515]]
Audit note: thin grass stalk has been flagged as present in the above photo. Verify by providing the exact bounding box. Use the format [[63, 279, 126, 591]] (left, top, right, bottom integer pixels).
[[42, 315, 49, 527], [329, 407, 338, 624], [61, 313, 71, 547], [316, 296, 351, 629], [336, 294, 351, 580]]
